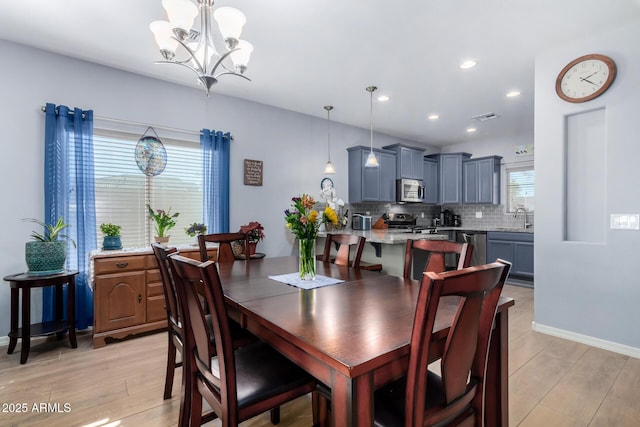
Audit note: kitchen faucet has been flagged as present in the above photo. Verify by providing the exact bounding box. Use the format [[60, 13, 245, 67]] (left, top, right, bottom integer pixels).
[[514, 207, 531, 229]]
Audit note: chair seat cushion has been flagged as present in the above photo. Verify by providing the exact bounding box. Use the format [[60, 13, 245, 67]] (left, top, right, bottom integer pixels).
[[211, 341, 314, 408], [373, 371, 445, 427]]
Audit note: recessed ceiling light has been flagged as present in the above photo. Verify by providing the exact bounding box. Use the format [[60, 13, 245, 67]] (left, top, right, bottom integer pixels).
[[377, 95, 389, 102], [466, 127, 477, 133], [506, 90, 521, 97], [459, 60, 477, 69], [428, 114, 439, 120]]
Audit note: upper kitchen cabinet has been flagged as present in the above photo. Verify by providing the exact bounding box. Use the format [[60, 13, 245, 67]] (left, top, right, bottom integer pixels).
[[347, 146, 396, 203], [426, 153, 471, 205], [382, 144, 424, 179], [423, 157, 438, 204], [463, 155, 502, 204]]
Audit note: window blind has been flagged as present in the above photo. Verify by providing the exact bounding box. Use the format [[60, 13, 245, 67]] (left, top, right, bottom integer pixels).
[[506, 165, 535, 213], [94, 129, 203, 247]]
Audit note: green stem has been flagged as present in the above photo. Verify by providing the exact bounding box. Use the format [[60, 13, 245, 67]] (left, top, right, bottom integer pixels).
[[299, 238, 316, 280]]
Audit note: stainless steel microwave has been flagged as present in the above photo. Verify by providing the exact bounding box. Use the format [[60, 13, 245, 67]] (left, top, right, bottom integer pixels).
[[396, 178, 424, 203]]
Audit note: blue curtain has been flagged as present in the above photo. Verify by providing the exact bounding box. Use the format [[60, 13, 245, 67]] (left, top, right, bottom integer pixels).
[[43, 103, 96, 330], [201, 129, 231, 233]]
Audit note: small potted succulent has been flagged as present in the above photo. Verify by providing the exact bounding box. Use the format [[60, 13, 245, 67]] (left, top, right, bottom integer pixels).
[[23, 216, 76, 274], [100, 223, 122, 250]]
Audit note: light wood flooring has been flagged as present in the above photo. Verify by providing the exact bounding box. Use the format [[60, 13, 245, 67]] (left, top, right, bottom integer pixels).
[[1, 284, 639, 426]]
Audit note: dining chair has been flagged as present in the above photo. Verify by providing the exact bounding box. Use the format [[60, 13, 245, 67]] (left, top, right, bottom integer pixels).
[[403, 239, 473, 279], [168, 254, 317, 427], [373, 259, 511, 426], [321, 233, 366, 269], [197, 232, 250, 263], [151, 244, 257, 427]]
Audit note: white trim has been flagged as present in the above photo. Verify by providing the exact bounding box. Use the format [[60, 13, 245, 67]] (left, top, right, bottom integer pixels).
[[532, 322, 640, 359], [0, 336, 8, 347]]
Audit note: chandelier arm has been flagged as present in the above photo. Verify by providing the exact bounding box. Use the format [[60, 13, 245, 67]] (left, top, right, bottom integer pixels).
[[207, 48, 238, 77], [172, 36, 206, 73], [155, 60, 209, 81], [213, 71, 251, 81]]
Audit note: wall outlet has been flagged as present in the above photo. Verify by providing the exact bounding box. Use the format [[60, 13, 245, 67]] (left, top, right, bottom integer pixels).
[[475, 211, 482, 219], [610, 214, 639, 229]]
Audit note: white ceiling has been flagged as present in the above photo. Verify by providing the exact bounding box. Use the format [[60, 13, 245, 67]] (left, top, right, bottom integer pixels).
[[1, 0, 639, 147]]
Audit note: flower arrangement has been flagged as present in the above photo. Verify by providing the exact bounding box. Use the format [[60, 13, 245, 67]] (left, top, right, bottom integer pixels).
[[185, 222, 207, 237], [239, 221, 265, 243], [147, 205, 179, 238], [284, 194, 321, 240], [285, 194, 321, 280], [322, 206, 338, 226]]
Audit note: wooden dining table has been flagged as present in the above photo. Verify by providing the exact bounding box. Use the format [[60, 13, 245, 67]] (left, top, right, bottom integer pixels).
[[214, 256, 514, 427]]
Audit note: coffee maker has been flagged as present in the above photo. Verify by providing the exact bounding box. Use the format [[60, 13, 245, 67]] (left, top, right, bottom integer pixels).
[[440, 209, 453, 226], [453, 215, 461, 227]]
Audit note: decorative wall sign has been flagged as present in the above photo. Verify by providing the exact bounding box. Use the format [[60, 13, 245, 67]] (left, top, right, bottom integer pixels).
[[244, 159, 263, 186]]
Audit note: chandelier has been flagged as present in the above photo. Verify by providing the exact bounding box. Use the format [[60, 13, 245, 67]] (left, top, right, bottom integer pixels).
[[150, 0, 253, 95]]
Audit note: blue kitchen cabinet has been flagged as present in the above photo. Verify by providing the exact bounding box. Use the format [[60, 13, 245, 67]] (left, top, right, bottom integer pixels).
[[382, 144, 424, 179], [463, 155, 502, 204], [347, 146, 396, 202], [423, 158, 438, 204], [426, 153, 471, 205], [487, 231, 534, 280]]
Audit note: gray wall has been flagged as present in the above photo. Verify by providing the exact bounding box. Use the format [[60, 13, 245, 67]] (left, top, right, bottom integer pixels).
[[534, 20, 640, 353], [0, 40, 424, 339]]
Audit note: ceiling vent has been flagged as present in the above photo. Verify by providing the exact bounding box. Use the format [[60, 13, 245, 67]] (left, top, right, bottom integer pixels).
[[472, 112, 500, 122]]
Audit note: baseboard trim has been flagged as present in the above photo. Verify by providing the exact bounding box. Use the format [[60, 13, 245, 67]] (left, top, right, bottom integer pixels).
[[532, 322, 640, 359], [0, 336, 8, 347]]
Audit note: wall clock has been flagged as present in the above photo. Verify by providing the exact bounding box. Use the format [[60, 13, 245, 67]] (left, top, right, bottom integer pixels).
[[555, 54, 616, 103]]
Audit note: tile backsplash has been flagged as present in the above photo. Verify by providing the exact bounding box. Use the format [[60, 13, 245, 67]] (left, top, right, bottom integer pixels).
[[345, 202, 534, 230]]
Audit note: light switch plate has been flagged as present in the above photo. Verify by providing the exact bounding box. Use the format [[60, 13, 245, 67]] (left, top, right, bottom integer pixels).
[[610, 214, 639, 230], [475, 211, 482, 219]]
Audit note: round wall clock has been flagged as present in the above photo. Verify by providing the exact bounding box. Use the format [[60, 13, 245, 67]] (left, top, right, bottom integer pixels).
[[555, 53, 616, 103]]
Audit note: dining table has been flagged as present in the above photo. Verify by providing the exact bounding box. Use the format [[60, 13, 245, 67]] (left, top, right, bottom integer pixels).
[[214, 256, 514, 427]]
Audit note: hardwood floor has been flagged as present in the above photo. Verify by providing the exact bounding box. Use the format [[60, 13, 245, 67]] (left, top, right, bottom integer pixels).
[[1, 284, 638, 426]]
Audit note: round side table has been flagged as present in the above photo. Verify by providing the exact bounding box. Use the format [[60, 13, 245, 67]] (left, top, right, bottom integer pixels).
[[3, 270, 78, 364]]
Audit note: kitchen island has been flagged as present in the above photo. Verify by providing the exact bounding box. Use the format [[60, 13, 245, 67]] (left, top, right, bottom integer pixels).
[[318, 229, 448, 277]]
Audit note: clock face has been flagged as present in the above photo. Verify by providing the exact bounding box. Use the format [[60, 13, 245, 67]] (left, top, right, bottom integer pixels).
[[556, 54, 616, 103]]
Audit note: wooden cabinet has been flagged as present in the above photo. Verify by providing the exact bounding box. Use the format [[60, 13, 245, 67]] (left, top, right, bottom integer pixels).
[[92, 246, 216, 348], [347, 146, 396, 202], [463, 155, 502, 204], [423, 158, 439, 204], [382, 144, 424, 179], [487, 231, 534, 281], [426, 153, 471, 205]]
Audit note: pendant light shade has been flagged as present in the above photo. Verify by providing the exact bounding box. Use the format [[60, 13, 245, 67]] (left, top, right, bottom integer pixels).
[[364, 86, 379, 168], [324, 105, 336, 174]]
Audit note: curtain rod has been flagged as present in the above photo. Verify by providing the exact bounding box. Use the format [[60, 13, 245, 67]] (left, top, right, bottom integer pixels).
[[40, 106, 233, 139]]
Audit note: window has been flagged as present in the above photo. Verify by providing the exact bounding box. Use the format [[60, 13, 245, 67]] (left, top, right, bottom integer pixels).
[[94, 129, 203, 247], [506, 165, 534, 213]]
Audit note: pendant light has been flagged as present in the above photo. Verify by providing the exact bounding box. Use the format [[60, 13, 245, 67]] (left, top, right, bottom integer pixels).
[[364, 86, 379, 167], [323, 105, 336, 174]]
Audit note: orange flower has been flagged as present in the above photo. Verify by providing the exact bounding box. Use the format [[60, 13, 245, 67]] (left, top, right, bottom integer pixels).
[[301, 194, 316, 210]]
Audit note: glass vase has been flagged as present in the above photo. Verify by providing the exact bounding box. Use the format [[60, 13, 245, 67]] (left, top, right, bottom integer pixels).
[[298, 238, 316, 280]]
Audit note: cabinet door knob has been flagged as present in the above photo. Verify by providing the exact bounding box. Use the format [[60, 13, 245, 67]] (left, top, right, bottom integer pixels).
[[138, 294, 142, 303], [116, 262, 128, 268]]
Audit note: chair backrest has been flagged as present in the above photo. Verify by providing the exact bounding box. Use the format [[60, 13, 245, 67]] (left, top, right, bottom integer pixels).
[[321, 233, 366, 269], [168, 254, 238, 421], [404, 260, 511, 426], [403, 239, 473, 279], [151, 243, 181, 330], [198, 232, 249, 263]]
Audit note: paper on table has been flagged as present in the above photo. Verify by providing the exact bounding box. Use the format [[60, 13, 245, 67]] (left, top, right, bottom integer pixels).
[[268, 273, 344, 290]]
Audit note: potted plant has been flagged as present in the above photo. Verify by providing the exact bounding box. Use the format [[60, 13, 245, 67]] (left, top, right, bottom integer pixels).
[[185, 222, 207, 244], [147, 205, 179, 243], [23, 216, 76, 275], [100, 223, 122, 250], [238, 221, 265, 255]]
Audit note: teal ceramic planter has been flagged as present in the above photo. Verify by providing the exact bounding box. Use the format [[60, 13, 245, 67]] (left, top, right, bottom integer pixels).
[[25, 241, 67, 275], [102, 236, 122, 250]]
